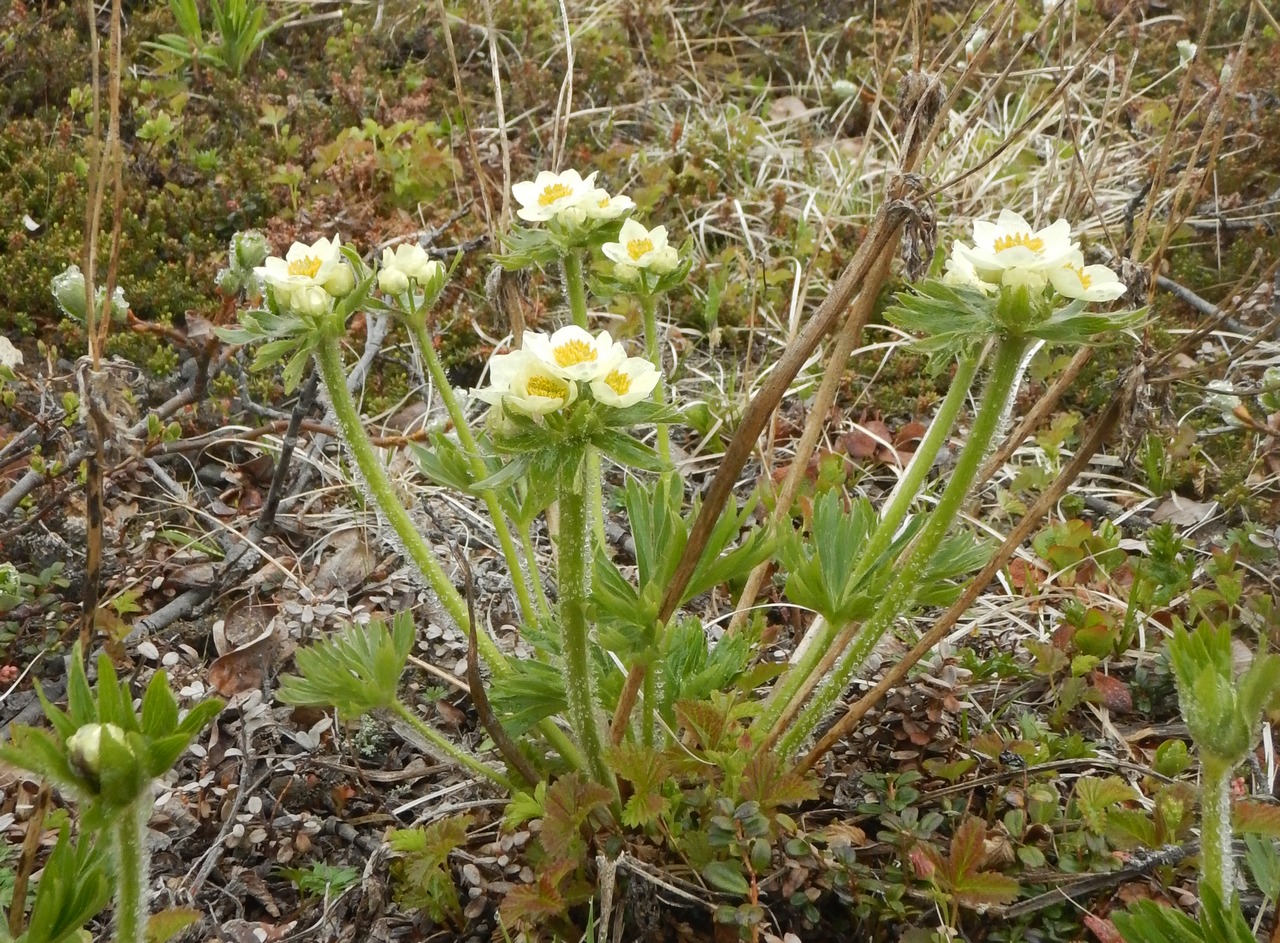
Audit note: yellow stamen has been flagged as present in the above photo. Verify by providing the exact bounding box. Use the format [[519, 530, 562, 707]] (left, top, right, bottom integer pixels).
[[1065, 263, 1092, 288], [526, 375, 568, 400], [626, 238, 654, 262], [553, 339, 597, 367], [287, 255, 323, 278], [604, 369, 632, 396], [599, 197, 610, 208], [538, 182, 574, 206], [993, 232, 1044, 253]]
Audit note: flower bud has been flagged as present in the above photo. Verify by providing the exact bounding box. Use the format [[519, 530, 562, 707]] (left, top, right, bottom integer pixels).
[[231, 230, 270, 273], [324, 263, 356, 298], [50, 265, 88, 321], [290, 284, 332, 317], [67, 723, 128, 779], [378, 265, 410, 296], [613, 263, 639, 282]]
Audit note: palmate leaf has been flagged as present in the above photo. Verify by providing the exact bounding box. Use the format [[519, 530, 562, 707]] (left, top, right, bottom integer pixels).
[[1112, 884, 1253, 943], [884, 281, 991, 371], [277, 613, 414, 720], [922, 816, 1019, 911], [488, 658, 567, 736]]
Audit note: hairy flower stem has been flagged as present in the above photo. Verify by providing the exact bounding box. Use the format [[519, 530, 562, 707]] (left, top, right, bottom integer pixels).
[[558, 456, 618, 796], [772, 337, 1029, 756], [516, 518, 553, 621], [562, 251, 589, 329], [1200, 753, 1236, 903], [111, 799, 148, 943], [561, 251, 608, 547], [391, 700, 514, 790], [640, 293, 671, 462], [752, 352, 983, 735], [318, 325, 583, 772], [406, 316, 540, 627], [314, 330, 502, 668]]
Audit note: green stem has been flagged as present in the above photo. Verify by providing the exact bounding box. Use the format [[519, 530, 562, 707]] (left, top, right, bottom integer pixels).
[[775, 337, 1028, 756], [407, 317, 540, 627], [752, 352, 983, 736], [642, 667, 656, 748], [318, 326, 585, 772], [559, 251, 607, 545], [392, 700, 515, 791], [1200, 752, 1236, 903], [516, 517, 553, 621], [314, 330, 507, 674], [640, 293, 671, 462], [558, 454, 618, 795], [562, 251, 589, 328], [112, 799, 149, 943]]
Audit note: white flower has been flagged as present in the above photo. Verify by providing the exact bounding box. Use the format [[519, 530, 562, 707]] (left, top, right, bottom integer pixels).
[[1177, 40, 1197, 67], [583, 189, 635, 220], [603, 219, 680, 274], [941, 247, 995, 294], [0, 336, 22, 368], [1047, 251, 1127, 302], [511, 169, 599, 223], [590, 357, 660, 408], [957, 210, 1076, 278], [523, 326, 625, 382], [379, 243, 443, 296], [256, 235, 348, 310], [473, 349, 578, 416]]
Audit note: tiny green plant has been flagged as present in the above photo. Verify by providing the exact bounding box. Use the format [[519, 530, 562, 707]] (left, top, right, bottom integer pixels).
[[278, 862, 361, 902], [0, 646, 222, 943], [143, 0, 292, 78]]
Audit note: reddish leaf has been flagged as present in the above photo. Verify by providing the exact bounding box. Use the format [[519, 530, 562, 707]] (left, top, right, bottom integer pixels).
[[1235, 800, 1280, 837], [1083, 913, 1123, 943], [540, 774, 612, 861]]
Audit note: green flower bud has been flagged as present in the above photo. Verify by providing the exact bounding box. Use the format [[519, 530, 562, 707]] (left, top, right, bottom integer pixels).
[[231, 230, 270, 273], [67, 722, 129, 780], [324, 263, 356, 298], [50, 265, 88, 321]]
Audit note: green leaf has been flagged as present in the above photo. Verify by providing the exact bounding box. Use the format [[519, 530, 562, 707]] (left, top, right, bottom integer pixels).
[[540, 774, 613, 861], [145, 908, 201, 943], [1073, 776, 1139, 835], [702, 860, 751, 897], [277, 615, 413, 720]]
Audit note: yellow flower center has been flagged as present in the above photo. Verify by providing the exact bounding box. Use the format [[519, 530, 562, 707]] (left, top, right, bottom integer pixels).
[[626, 238, 654, 261], [553, 339, 597, 367], [598, 197, 610, 208], [1065, 263, 1091, 288], [993, 232, 1044, 254], [538, 182, 574, 206], [526, 375, 568, 400], [604, 369, 632, 396], [287, 255, 324, 278]]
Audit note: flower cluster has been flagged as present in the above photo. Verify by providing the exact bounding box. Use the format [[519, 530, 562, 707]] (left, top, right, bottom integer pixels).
[[941, 209, 1126, 303], [473, 326, 659, 418], [510, 168, 681, 284], [255, 235, 354, 316], [512, 169, 635, 226], [377, 242, 445, 300]]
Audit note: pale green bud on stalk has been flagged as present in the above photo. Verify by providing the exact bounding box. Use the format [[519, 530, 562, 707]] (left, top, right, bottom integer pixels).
[[50, 265, 129, 323], [290, 284, 333, 318], [66, 722, 130, 781], [323, 262, 356, 298]]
